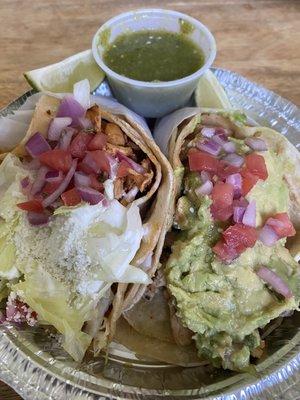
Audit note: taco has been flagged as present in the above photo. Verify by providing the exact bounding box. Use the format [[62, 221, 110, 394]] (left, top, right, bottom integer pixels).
[[122, 108, 300, 371], [0, 81, 173, 361]]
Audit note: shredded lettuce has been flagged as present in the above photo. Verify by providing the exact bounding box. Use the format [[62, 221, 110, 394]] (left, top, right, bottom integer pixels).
[[0, 154, 28, 280], [12, 266, 94, 361], [0, 154, 150, 360]]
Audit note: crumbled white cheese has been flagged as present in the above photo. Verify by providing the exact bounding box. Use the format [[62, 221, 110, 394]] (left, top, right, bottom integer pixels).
[[13, 200, 148, 296]]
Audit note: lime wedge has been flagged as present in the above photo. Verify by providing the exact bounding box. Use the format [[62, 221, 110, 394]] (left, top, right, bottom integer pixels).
[[24, 49, 105, 93], [195, 69, 232, 109]]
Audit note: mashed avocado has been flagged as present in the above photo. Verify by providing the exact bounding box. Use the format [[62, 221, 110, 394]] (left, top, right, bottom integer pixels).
[[166, 147, 300, 370]]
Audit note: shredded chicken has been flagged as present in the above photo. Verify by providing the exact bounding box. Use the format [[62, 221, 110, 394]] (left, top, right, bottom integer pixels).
[[86, 105, 101, 132], [114, 178, 124, 200], [106, 143, 134, 158], [141, 158, 152, 171], [105, 123, 126, 146], [126, 169, 154, 192]]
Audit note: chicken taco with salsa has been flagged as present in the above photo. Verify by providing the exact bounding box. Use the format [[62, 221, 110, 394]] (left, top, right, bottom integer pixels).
[[0, 80, 173, 361]]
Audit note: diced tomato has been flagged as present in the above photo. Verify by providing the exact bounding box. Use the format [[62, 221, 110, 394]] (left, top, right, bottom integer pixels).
[[223, 223, 258, 249], [241, 168, 259, 196], [43, 181, 62, 195], [89, 174, 104, 191], [86, 150, 116, 174], [188, 150, 219, 173], [17, 199, 44, 213], [211, 205, 233, 222], [87, 133, 107, 151], [61, 188, 81, 206], [39, 149, 72, 173], [211, 182, 234, 209], [245, 153, 268, 180], [33, 193, 44, 203], [217, 160, 241, 180], [77, 161, 95, 175], [266, 212, 296, 238], [70, 132, 93, 159], [213, 240, 239, 262], [117, 160, 131, 178]]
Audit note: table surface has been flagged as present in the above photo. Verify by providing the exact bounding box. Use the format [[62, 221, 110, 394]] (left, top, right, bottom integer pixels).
[[0, 0, 299, 398]]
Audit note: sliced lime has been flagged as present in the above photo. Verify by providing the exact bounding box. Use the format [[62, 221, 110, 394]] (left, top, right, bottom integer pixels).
[[195, 69, 232, 109], [24, 49, 105, 93]]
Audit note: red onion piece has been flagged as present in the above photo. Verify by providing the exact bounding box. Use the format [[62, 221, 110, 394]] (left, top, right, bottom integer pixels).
[[223, 153, 244, 168], [42, 159, 77, 208], [242, 200, 256, 227], [201, 127, 216, 138], [105, 153, 119, 179], [77, 186, 107, 206], [201, 171, 211, 182], [79, 117, 93, 130], [116, 152, 144, 174], [245, 137, 267, 151], [20, 177, 31, 196], [197, 139, 222, 156], [233, 197, 249, 208], [81, 152, 100, 174], [195, 180, 213, 196], [74, 171, 91, 187], [212, 133, 228, 146], [226, 173, 242, 198], [45, 170, 63, 182], [21, 177, 30, 189], [48, 117, 72, 141], [215, 127, 231, 136], [259, 224, 279, 246], [256, 266, 293, 298], [27, 211, 49, 226], [59, 127, 76, 150], [223, 141, 236, 153], [30, 166, 48, 195], [233, 206, 246, 223], [25, 132, 51, 158], [56, 95, 85, 127]]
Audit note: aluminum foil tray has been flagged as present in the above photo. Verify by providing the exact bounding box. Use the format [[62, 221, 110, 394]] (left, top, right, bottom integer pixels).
[[0, 68, 299, 400]]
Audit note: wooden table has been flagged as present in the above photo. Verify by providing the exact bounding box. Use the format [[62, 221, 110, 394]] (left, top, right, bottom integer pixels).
[[0, 0, 299, 398]]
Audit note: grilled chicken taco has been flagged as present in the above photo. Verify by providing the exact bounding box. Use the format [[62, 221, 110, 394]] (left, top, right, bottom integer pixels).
[[121, 108, 300, 371], [0, 81, 173, 361]]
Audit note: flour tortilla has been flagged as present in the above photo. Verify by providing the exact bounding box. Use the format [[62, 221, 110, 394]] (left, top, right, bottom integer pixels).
[[0, 92, 174, 353], [115, 317, 203, 367]]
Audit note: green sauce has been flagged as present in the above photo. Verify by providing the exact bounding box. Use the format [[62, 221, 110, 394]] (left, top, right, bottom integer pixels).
[[103, 29, 205, 82], [179, 18, 195, 35]]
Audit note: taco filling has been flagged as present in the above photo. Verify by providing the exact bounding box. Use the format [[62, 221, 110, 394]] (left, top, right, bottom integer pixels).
[[0, 84, 166, 361], [166, 112, 300, 371]]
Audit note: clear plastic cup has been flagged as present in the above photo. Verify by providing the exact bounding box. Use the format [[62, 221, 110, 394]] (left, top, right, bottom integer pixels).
[[92, 9, 216, 118]]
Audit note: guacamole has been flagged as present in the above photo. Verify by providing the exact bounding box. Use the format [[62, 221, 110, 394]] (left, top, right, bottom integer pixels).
[[103, 30, 204, 82], [166, 128, 300, 370]]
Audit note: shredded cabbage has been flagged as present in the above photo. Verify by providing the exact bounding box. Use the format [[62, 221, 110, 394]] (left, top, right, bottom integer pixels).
[[12, 266, 94, 361], [0, 154, 28, 279]]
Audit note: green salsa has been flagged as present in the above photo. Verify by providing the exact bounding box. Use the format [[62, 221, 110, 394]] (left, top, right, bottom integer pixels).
[[103, 30, 205, 82]]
